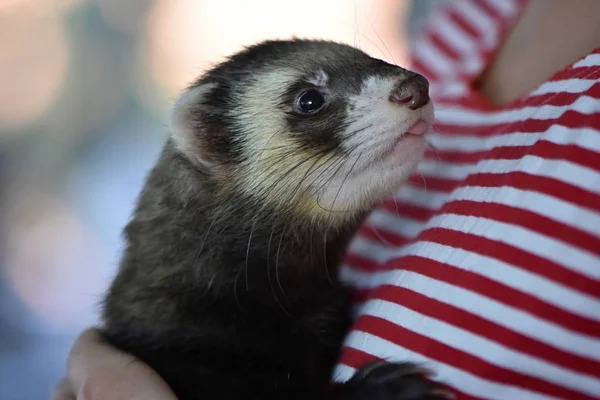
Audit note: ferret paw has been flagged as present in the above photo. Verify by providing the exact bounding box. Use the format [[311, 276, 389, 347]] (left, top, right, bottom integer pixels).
[[338, 361, 455, 400]]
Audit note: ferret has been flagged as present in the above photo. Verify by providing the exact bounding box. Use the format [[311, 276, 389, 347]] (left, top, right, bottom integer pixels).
[[102, 39, 447, 400]]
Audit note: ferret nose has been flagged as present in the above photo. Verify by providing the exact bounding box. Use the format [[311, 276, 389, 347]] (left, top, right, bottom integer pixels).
[[389, 73, 430, 110]]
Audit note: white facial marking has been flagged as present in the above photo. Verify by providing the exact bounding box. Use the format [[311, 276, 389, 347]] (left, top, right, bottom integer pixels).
[[309, 74, 434, 213]]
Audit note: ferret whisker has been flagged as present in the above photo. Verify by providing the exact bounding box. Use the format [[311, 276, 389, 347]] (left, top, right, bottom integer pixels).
[[192, 215, 218, 281], [315, 161, 360, 214], [244, 218, 258, 291], [266, 220, 294, 317], [323, 228, 332, 284], [308, 214, 316, 275], [266, 151, 330, 199], [260, 127, 288, 155], [360, 27, 396, 65], [309, 153, 351, 201], [419, 169, 428, 192], [291, 150, 340, 202], [275, 224, 289, 302], [383, 174, 401, 217], [425, 140, 442, 162], [287, 152, 330, 203], [233, 264, 246, 313], [344, 124, 373, 140], [328, 151, 363, 213]]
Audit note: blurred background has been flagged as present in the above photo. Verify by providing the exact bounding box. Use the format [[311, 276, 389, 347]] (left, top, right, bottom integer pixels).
[[0, 0, 438, 398]]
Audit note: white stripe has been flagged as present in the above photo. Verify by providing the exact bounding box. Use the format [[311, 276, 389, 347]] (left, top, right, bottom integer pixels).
[[393, 184, 448, 209], [481, 156, 600, 194], [340, 263, 600, 361], [456, 185, 599, 237], [428, 126, 600, 153], [332, 363, 355, 382], [575, 53, 600, 68], [434, 213, 600, 279], [461, 53, 484, 77], [355, 207, 600, 280], [416, 156, 600, 196], [428, 130, 538, 151], [361, 299, 600, 396], [431, 82, 468, 99], [530, 78, 598, 96], [334, 332, 562, 400], [434, 14, 477, 55], [417, 159, 474, 180], [365, 209, 424, 239], [435, 95, 600, 125], [482, 0, 518, 18], [458, 0, 498, 48], [376, 187, 600, 277], [544, 126, 600, 152], [413, 39, 456, 76], [347, 237, 600, 322]]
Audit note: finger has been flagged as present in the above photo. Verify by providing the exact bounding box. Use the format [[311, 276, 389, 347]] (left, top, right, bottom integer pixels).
[[67, 328, 178, 400]]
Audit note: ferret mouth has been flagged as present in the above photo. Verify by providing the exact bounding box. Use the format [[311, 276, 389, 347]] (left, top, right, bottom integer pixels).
[[347, 118, 429, 178], [379, 119, 429, 158]]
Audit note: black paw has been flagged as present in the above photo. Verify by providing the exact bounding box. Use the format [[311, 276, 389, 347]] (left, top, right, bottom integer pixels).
[[337, 361, 455, 400]]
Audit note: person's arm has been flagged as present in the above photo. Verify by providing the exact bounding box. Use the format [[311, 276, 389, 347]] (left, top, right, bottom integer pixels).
[[52, 329, 177, 400]]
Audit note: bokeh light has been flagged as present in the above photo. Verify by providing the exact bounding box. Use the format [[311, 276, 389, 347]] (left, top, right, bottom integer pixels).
[[144, 0, 410, 98], [0, 1, 72, 133], [0, 1, 418, 398]]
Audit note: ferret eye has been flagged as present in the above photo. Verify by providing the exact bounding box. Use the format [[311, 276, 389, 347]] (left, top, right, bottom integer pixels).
[[296, 89, 326, 114]]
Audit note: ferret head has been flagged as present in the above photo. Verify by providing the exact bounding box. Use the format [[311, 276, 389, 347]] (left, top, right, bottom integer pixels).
[[170, 39, 433, 227]]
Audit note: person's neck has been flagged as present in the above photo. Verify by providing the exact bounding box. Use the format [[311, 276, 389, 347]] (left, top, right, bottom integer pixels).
[[478, 0, 600, 107]]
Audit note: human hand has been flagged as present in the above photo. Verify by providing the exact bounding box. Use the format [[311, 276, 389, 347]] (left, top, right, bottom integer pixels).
[[52, 328, 177, 400]]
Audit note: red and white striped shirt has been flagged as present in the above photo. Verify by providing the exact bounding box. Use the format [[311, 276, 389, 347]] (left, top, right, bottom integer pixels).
[[334, 0, 600, 399]]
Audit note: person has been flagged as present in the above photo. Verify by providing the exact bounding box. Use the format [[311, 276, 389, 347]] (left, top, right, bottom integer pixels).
[[52, 329, 177, 400], [55, 0, 600, 398]]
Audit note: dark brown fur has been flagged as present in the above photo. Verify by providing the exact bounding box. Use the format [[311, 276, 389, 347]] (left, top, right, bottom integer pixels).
[[101, 40, 447, 400]]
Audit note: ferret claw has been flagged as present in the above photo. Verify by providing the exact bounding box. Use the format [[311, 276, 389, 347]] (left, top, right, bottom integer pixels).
[[342, 361, 453, 399]]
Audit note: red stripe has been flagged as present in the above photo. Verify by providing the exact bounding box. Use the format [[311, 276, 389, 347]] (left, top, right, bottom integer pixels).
[[395, 171, 600, 215], [421, 139, 600, 173], [423, 138, 600, 167], [368, 285, 600, 378], [337, 347, 481, 400], [408, 174, 462, 192], [530, 140, 600, 172], [358, 224, 412, 248], [547, 68, 600, 84], [434, 78, 600, 110], [426, 32, 462, 61], [524, 81, 600, 107], [343, 252, 600, 337], [448, 9, 481, 41], [434, 110, 600, 135], [443, 200, 600, 256], [380, 201, 435, 222], [423, 149, 486, 164], [352, 315, 598, 400], [463, 172, 600, 213], [361, 220, 600, 302], [370, 196, 600, 258], [471, 0, 503, 22], [421, 227, 600, 301], [385, 171, 600, 221]]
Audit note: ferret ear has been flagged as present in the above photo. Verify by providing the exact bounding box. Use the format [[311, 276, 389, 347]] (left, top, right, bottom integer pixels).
[[169, 83, 220, 168]]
